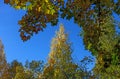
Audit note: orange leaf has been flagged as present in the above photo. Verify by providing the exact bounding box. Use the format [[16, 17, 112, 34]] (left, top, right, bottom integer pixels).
[[4, 0, 10, 4]]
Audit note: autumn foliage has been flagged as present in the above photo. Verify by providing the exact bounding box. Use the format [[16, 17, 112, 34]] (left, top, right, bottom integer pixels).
[[2, 0, 120, 78]]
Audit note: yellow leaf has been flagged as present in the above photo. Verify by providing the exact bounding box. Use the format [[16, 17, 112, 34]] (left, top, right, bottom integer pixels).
[[45, 0, 48, 3], [38, 7, 41, 12], [27, 4, 33, 10], [51, 9, 55, 15], [15, 0, 19, 4], [87, 43, 92, 50], [15, 6, 20, 9], [46, 9, 50, 14], [22, 7, 26, 10]]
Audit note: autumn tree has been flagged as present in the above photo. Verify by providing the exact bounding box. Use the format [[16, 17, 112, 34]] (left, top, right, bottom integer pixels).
[[7, 60, 23, 79], [0, 40, 10, 79], [92, 16, 120, 78], [13, 65, 27, 79], [42, 24, 78, 79], [8, 60, 44, 79]]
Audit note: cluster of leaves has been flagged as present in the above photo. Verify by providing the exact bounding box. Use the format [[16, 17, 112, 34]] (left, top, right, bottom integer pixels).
[[5, 0, 64, 41], [5, 0, 120, 41]]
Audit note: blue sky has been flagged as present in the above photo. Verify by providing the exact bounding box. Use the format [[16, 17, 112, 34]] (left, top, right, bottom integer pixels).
[[0, 1, 94, 70]]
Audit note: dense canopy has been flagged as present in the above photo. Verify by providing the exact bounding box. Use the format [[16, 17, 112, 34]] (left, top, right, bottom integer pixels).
[[3, 0, 120, 78]]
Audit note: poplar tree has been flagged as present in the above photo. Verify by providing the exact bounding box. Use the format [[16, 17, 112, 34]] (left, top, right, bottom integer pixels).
[[0, 40, 9, 79], [43, 24, 77, 79]]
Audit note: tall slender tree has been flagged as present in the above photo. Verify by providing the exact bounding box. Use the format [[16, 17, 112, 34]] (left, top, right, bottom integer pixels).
[[43, 24, 78, 79], [0, 40, 9, 79]]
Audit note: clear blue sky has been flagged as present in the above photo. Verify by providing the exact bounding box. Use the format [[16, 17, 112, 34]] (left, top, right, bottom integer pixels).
[[0, 1, 94, 70]]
